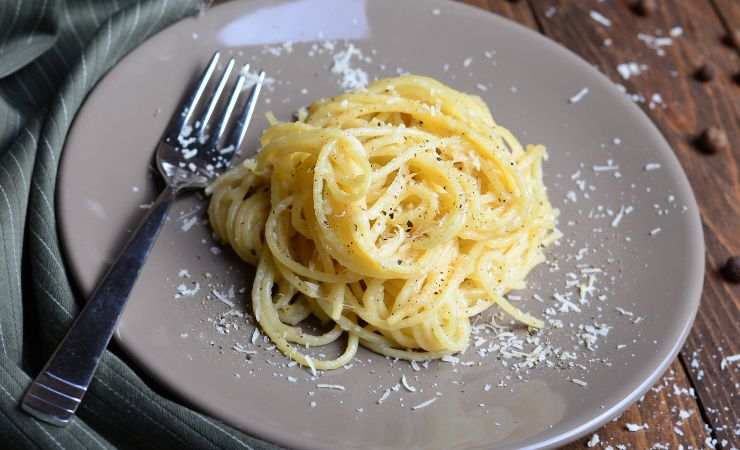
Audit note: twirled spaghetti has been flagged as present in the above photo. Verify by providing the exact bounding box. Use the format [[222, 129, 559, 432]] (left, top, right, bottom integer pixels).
[[207, 75, 559, 370]]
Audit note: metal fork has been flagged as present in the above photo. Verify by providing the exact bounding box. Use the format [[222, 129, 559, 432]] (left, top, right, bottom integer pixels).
[[21, 51, 265, 426]]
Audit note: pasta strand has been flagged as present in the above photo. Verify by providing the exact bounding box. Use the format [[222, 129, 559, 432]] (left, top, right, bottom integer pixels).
[[207, 75, 559, 369]]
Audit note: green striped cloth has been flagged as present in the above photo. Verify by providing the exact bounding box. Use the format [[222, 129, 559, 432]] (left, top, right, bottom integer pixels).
[[0, 1, 279, 448]]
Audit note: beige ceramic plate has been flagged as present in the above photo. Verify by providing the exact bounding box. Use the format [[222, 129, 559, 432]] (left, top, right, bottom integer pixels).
[[58, 1, 704, 449]]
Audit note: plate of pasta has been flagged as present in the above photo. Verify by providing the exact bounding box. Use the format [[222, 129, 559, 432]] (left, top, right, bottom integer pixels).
[[58, 1, 704, 449]]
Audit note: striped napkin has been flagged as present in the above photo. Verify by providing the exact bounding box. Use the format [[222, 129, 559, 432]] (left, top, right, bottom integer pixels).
[[0, 0, 277, 448]]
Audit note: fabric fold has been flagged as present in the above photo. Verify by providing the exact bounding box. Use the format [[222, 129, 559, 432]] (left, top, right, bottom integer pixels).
[[0, 0, 278, 448]]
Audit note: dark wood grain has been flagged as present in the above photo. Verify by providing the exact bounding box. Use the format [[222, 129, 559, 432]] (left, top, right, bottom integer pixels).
[[460, 0, 539, 29], [569, 361, 709, 449], [458, 0, 740, 448], [711, 0, 740, 40]]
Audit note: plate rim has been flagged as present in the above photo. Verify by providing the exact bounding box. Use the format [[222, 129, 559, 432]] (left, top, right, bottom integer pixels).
[[56, 1, 706, 448]]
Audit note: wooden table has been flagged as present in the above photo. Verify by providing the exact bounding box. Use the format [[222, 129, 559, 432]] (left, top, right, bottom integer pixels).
[[453, 0, 739, 448]]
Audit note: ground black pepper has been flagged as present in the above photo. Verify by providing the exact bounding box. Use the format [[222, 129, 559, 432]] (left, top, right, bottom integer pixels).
[[721, 256, 740, 283], [726, 29, 740, 49], [633, 0, 657, 16], [694, 63, 716, 82], [697, 126, 729, 154]]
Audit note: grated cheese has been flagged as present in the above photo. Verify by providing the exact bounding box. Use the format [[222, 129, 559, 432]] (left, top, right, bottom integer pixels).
[[569, 88, 590, 104], [377, 388, 391, 404], [720, 354, 739, 370], [411, 397, 437, 410], [571, 378, 588, 387], [610, 206, 626, 228], [589, 11, 612, 27], [316, 383, 345, 391], [331, 44, 368, 90], [401, 375, 416, 392], [587, 433, 600, 447], [175, 282, 200, 298]]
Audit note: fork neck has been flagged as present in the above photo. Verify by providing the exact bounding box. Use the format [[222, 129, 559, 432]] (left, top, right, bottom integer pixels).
[[158, 183, 180, 202]]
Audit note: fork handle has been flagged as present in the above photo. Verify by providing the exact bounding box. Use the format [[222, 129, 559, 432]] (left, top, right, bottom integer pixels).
[[22, 184, 178, 426]]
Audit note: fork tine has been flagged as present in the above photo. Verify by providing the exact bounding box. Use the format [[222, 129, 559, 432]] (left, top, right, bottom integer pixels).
[[208, 71, 247, 149], [174, 51, 220, 132], [231, 70, 265, 150], [197, 58, 236, 139]]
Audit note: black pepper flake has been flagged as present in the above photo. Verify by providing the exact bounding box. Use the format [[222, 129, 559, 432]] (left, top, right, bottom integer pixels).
[[694, 63, 716, 82], [721, 256, 740, 283], [632, 0, 656, 16], [696, 126, 729, 154], [725, 29, 740, 49], [397, 259, 403, 265]]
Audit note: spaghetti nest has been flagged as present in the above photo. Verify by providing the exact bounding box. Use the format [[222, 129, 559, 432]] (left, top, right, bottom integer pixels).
[[207, 75, 559, 370]]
